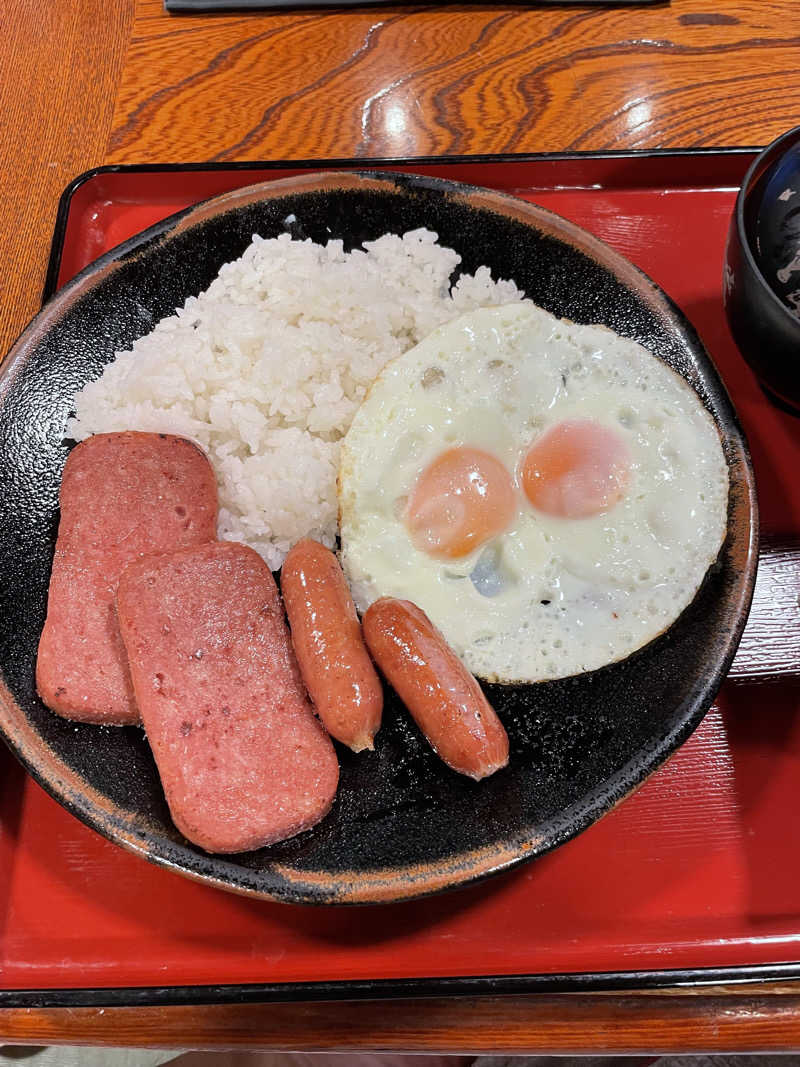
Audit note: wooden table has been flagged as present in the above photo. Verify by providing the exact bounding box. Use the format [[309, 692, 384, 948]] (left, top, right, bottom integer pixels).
[[2, 0, 800, 1053]]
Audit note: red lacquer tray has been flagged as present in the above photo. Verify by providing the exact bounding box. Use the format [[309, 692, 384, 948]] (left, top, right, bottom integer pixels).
[[2, 151, 799, 1007]]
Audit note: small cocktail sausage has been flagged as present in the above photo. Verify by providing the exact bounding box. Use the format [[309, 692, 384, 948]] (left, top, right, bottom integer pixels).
[[36, 432, 218, 725], [282, 539, 382, 752], [362, 598, 509, 780], [117, 541, 339, 854]]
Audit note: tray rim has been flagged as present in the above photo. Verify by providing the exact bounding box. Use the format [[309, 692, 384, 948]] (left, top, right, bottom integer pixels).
[[4, 960, 800, 1008], [1, 145, 776, 1005], [43, 146, 761, 303]]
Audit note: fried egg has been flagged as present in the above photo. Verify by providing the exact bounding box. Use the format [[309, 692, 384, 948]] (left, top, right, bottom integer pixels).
[[339, 303, 729, 683]]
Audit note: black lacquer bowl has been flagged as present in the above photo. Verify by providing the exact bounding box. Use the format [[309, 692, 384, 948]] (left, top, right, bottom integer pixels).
[[0, 171, 757, 904], [724, 124, 800, 413]]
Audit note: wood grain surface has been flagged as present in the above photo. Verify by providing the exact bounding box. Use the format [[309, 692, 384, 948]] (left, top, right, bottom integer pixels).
[[8, 988, 800, 1053], [108, 0, 800, 165], [2, 0, 800, 1051], [0, 0, 134, 363]]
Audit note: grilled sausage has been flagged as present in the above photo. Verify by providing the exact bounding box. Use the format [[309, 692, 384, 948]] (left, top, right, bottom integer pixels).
[[362, 598, 509, 780], [282, 539, 382, 752], [117, 541, 339, 853], [36, 432, 218, 725]]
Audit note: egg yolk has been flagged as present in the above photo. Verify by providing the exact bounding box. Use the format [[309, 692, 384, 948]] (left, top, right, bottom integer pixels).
[[405, 446, 516, 559], [521, 419, 631, 519]]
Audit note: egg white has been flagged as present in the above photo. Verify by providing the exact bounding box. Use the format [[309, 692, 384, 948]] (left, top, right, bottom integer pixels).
[[339, 303, 729, 683]]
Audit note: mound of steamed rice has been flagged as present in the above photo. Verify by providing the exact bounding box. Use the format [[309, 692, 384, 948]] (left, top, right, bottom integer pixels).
[[68, 229, 526, 569]]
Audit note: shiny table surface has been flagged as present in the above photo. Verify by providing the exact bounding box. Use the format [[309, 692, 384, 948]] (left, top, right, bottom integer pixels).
[[2, 0, 800, 1052]]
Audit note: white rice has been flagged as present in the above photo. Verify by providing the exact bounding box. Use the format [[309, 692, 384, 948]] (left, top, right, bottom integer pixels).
[[68, 229, 525, 569]]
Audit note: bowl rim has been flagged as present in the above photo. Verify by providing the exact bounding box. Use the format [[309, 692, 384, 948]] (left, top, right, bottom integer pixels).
[[734, 123, 800, 328]]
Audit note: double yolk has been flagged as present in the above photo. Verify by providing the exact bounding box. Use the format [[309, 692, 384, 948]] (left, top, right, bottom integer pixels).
[[404, 419, 631, 560]]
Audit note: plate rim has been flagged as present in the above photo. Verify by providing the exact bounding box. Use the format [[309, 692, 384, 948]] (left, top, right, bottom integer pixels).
[[0, 167, 759, 906]]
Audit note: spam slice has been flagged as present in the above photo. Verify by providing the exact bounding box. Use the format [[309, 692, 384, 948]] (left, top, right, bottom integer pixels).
[[117, 541, 339, 853], [36, 432, 218, 725]]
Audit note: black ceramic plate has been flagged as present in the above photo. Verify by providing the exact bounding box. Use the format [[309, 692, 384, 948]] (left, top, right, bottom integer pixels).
[[0, 171, 757, 905]]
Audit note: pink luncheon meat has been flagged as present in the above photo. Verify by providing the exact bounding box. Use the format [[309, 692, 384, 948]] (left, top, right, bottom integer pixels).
[[36, 432, 218, 724], [116, 541, 339, 853]]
